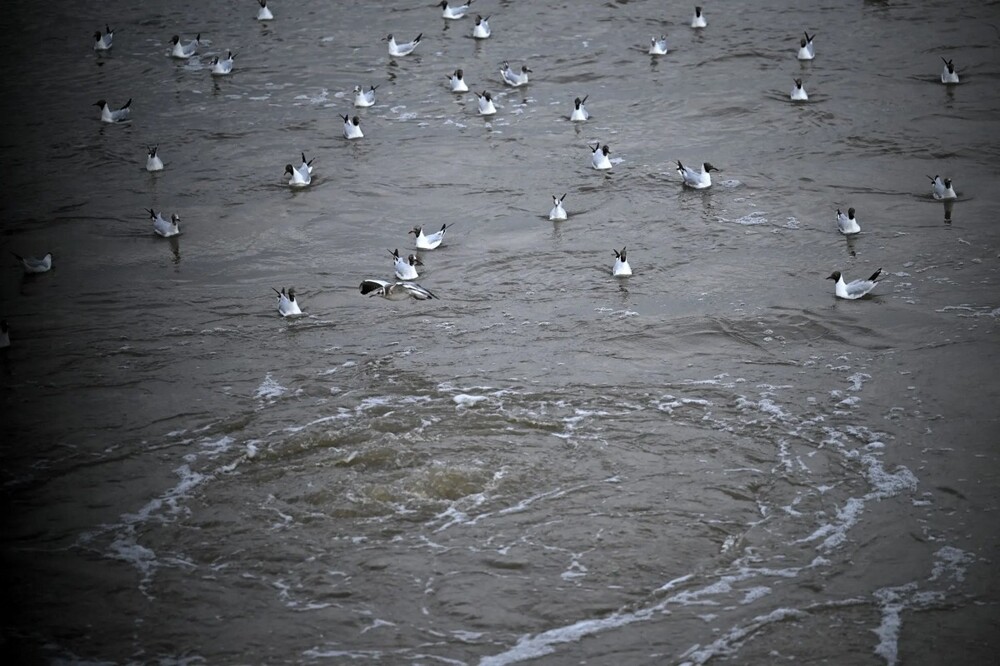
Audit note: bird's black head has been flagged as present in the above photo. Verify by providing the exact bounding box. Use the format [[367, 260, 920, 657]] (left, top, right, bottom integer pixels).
[[170, 35, 180, 44], [826, 271, 841, 281]]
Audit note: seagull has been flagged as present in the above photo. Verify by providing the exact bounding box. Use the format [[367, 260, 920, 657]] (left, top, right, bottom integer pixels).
[[353, 84, 378, 107], [273, 288, 303, 317], [676, 161, 717, 189], [390, 248, 422, 280], [448, 68, 469, 92], [473, 14, 491, 39], [257, 0, 274, 21], [439, 1, 474, 20], [170, 34, 200, 59], [691, 6, 707, 28], [385, 33, 422, 57], [410, 223, 451, 250], [341, 114, 364, 139], [549, 194, 568, 221], [11, 252, 52, 273], [0, 320, 8, 349], [476, 90, 497, 115], [613, 247, 632, 277], [95, 98, 131, 123], [827, 268, 881, 299], [797, 31, 815, 60], [940, 57, 959, 84], [570, 96, 589, 122], [500, 61, 531, 86], [360, 279, 438, 300], [210, 51, 235, 75], [146, 145, 164, 171], [928, 174, 957, 200], [649, 35, 668, 55], [791, 78, 808, 101], [284, 161, 311, 187], [591, 143, 612, 170], [147, 208, 180, 237], [93, 25, 113, 51], [837, 207, 860, 235], [300, 152, 316, 174]]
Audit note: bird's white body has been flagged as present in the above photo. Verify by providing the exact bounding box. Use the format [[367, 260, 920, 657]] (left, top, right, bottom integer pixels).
[[613, 248, 632, 277], [257, 0, 274, 21], [797, 32, 815, 61], [274, 288, 302, 317], [549, 194, 568, 221], [473, 15, 491, 39], [791, 79, 808, 101], [146, 145, 164, 171], [148, 209, 180, 237], [676, 161, 716, 189], [828, 268, 881, 300], [342, 114, 364, 139], [440, 1, 473, 20], [449, 69, 469, 92], [591, 143, 612, 170], [649, 35, 668, 55], [171, 34, 200, 59], [500, 61, 530, 87], [285, 162, 311, 187], [570, 96, 589, 121], [941, 58, 959, 84], [360, 279, 438, 300], [211, 51, 234, 75], [387, 33, 422, 57], [410, 224, 450, 250], [94, 26, 113, 51], [837, 208, 861, 235], [476, 90, 497, 115], [691, 7, 707, 29], [353, 85, 377, 107], [391, 249, 422, 281], [97, 98, 131, 123], [13, 252, 52, 273], [929, 175, 956, 200]]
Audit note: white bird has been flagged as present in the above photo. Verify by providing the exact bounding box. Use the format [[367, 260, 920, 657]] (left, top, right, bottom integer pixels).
[[549, 194, 568, 221], [299, 152, 316, 174], [940, 57, 959, 84], [360, 279, 438, 300], [827, 268, 881, 300], [147, 208, 180, 237], [257, 0, 274, 21], [170, 34, 200, 59], [211, 51, 235, 75], [473, 14, 491, 39], [691, 6, 707, 28], [0, 320, 8, 349], [676, 160, 717, 189], [649, 35, 669, 55], [448, 68, 469, 92], [273, 288, 303, 317], [570, 95, 589, 122], [341, 114, 364, 139], [93, 25, 113, 51], [837, 207, 861, 235], [797, 31, 815, 60], [284, 161, 311, 188], [95, 98, 131, 123], [11, 252, 52, 273], [353, 84, 378, 107], [791, 78, 808, 101], [146, 145, 164, 171], [591, 143, 612, 170], [386, 33, 422, 57], [476, 90, 497, 115], [390, 248, 423, 280], [410, 223, 451, 250], [500, 61, 531, 87], [613, 247, 632, 277], [928, 174, 956, 200], [438, 0, 473, 19]]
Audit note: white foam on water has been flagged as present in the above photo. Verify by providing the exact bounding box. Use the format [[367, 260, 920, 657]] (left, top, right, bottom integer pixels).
[[454, 394, 488, 408], [929, 546, 974, 583], [679, 608, 808, 666]]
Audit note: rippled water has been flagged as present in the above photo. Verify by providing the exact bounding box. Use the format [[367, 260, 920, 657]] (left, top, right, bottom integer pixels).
[[2, 0, 999, 664]]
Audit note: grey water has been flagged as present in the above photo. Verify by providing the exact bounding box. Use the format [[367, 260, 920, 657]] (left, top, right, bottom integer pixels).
[[2, 0, 999, 664]]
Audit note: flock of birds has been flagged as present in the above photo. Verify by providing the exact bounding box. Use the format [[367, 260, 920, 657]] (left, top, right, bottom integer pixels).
[[2, 0, 968, 343]]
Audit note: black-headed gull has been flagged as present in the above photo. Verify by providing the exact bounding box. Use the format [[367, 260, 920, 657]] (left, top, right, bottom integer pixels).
[[473, 15, 491, 39], [649, 35, 668, 55], [391, 248, 422, 280], [360, 280, 438, 300], [476, 90, 496, 115], [791, 78, 808, 101], [95, 98, 131, 123], [570, 96, 589, 122], [691, 6, 707, 29], [147, 209, 180, 237], [549, 194, 568, 221], [448, 69, 469, 92], [590, 143, 612, 170], [797, 31, 815, 60], [210, 51, 235, 75], [827, 268, 881, 299], [928, 175, 956, 200], [11, 252, 52, 273], [257, 0, 274, 21], [940, 57, 959, 84], [341, 114, 364, 139], [500, 61, 531, 86], [93, 25, 113, 51], [385, 33, 422, 57], [273, 287, 303, 317], [837, 208, 860, 235], [676, 161, 717, 189], [170, 34, 200, 59], [146, 145, 164, 172], [410, 223, 451, 250], [612, 247, 632, 277], [353, 84, 378, 107]]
